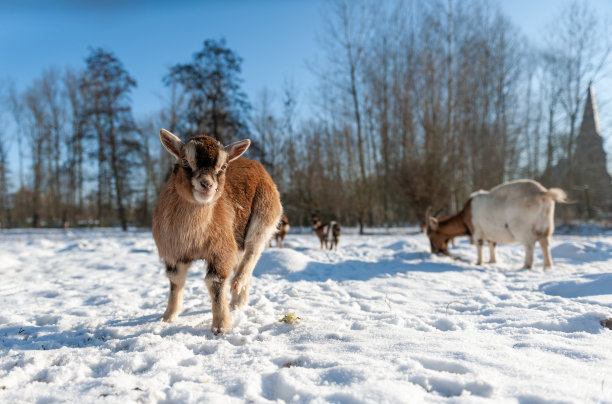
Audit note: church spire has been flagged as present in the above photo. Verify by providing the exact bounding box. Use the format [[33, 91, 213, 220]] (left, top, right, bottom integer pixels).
[[573, 83, 612, 214], [579, 82, 600, 137]]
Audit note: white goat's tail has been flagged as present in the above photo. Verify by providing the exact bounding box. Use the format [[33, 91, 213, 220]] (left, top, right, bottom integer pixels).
[[545, 188, 568, 203]]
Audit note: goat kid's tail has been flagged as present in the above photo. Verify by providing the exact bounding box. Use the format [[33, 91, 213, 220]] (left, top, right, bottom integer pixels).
[[544, 188, 568, 203]]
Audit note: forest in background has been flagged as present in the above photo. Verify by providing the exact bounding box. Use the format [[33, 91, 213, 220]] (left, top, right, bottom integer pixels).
[[0, 0, 610, 231]]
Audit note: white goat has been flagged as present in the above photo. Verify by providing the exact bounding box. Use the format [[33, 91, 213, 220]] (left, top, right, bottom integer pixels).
[[426, 179, 567, 269]]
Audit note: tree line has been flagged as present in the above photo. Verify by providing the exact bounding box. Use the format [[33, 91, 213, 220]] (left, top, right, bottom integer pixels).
[[0, 0, 610, 231]]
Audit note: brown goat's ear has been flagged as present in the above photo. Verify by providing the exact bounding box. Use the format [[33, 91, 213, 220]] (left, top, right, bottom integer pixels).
[[225, 139, 251, 162], [159, 129, 182, 160]]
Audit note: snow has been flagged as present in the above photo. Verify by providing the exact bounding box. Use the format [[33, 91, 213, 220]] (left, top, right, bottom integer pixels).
[[1, 228, 612, 403]]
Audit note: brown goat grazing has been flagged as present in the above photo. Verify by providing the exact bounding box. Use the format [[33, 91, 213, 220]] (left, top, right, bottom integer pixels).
[[270, 215, 290, 248], [152, 129, 282, 334], [425, 204, 473, 257], [423, 207, 456, 247]]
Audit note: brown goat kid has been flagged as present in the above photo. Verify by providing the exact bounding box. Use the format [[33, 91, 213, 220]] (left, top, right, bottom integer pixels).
[[152, 129, 282, 334]]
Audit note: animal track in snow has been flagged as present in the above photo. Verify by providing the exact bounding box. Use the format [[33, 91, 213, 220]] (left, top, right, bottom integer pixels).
[[410, 357, 494, 398]]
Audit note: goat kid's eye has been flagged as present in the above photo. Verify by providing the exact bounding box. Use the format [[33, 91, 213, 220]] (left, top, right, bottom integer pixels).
[[182, 159, 190, 168], [217, 163, 228, 175]]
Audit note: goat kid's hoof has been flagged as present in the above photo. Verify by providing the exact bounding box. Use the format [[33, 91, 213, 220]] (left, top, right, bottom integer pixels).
[[230, 294, 248, 311], [161, 311, 179, 323], [212, 321, 232, 335]]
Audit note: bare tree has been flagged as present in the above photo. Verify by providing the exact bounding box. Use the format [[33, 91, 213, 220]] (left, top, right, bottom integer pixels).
[[7, 82, 25, 190], [65, 67, 87, 223], [22, 82, 49, 228], [0, 117, 9, 227], [39, 69, 66, 224], [539, 50, 563, 182], [318, 0, 376, 233], [252, 88, 283, 181], [81, 48, 137, 230]]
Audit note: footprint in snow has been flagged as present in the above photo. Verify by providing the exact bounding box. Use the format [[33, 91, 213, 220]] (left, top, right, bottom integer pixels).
[[410, 357, 494, 398]]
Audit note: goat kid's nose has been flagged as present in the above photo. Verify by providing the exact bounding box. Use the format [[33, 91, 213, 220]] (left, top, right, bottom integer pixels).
[[200, 180, 213, 190]]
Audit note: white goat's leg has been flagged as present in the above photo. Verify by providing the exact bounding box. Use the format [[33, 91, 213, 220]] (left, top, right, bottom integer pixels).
[[539, 237, 553, 268], [476, 239, 484, 265], [523, 242, 535, 269], [230, 220, 277, 310], [488, 242, 497, 264], [162, 261, 190, 322]]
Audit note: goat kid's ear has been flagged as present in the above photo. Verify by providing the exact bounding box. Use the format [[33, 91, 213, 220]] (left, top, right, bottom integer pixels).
[[159, 129, 183, 160], [225, 139, 251, 162]]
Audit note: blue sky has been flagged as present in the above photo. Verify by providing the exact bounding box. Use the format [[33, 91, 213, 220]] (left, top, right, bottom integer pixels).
[[1, 0, 327, 119], [1, 0, 611, 128]]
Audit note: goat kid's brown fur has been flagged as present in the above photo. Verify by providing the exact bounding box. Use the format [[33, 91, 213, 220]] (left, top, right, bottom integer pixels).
[[153, 130, 282, 334]]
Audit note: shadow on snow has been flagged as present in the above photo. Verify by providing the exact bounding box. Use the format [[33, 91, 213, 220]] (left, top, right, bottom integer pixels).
[[257, 249, 480, 283]]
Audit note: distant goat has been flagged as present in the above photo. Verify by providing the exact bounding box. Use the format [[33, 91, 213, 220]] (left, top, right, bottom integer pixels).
[[311, 214, 341, 250], [326, 221, 341, 250], [425, 179, 567, 269], [270, 215, 290, 248], [311, 214, 327, 249], [152, 129, 282, 334]]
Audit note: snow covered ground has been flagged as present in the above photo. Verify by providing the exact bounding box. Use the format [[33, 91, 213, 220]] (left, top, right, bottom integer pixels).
[[1, 228, 612, 403]]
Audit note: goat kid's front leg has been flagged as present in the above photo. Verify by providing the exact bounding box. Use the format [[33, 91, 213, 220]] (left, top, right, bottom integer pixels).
[[205, 266, 231, 334], [230, 246, 264, 310], [231, 223, 275, 310], [162, 261, 191, 322]]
